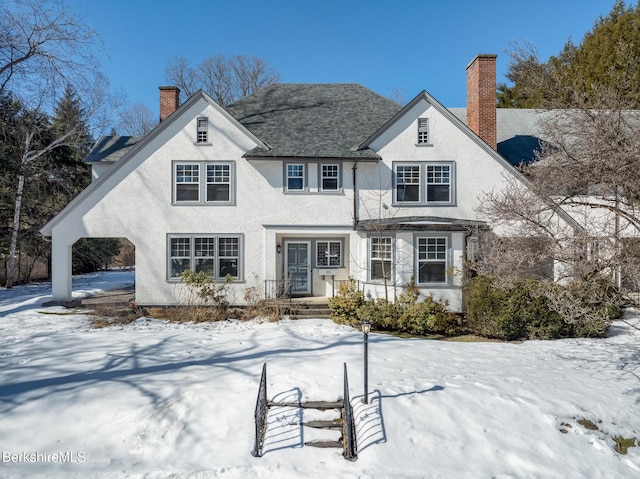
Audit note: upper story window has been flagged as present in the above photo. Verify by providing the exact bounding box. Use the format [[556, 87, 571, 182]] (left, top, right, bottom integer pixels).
[[395, 164, 421, 203], [416, 236, 448, 285], [417, 118, 429, 144], [174, 161, 234, 205], [196, 117, 208, 143], [175, 164, 200, 202], [169, 234, 242, 281], [286, 163, 305, 191], [321, 164, 340, 191], [370, 236, 393, 281], [316, 240, 342, 267], [393, 162, 455, 206], [426, 164, 451, 202], [206, 164, 231, 202]]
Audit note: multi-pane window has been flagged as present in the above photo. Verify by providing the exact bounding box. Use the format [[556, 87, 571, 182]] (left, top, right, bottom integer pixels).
[[370, 236, 392, 280], [426, 164, 451, 202], [175, 164, 200, 202], [197, 117, 208, 143], [287, 164, 305, 191], [206, 164, 230, 202], [174, 162, 234, 204], [170, 237, 192, 278], [218, 237, 239, 278], [317, 241, 341, 267], [417, 237, 447, 284], [321, 164, 339, 191], [394, 162, 454, 205], [395, 165, 421, 203], [417, 118, 429, 144], [169, 235, 241, 280], [194, 237, 216, 277]]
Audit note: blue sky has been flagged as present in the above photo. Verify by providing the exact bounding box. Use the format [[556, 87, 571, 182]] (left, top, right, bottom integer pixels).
[[66, 0, 622, 117]]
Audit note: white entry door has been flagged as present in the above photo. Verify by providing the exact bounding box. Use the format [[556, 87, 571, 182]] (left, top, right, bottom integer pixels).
[[285, 241, 311, 294]]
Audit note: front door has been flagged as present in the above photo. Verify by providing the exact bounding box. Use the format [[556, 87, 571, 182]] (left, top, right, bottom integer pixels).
[[285, 241, 311, 294]]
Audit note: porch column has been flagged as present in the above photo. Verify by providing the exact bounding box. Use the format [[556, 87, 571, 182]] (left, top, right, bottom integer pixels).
[[50, 235, 74, 305]]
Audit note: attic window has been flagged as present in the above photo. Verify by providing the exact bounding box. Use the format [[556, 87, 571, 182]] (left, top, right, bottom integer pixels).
[[417, 118, 429, 144], [197, 117, 208, 143]]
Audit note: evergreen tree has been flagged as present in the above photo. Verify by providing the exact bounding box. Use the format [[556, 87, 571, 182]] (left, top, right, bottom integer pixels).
[[498, 1, 640, 108]]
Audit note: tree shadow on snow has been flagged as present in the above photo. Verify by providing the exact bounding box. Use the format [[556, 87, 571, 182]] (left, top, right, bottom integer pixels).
[[352, 385, 444, 453]]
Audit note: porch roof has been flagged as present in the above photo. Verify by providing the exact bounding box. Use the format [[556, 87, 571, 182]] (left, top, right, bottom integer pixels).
[[355, 216, 489, 232]]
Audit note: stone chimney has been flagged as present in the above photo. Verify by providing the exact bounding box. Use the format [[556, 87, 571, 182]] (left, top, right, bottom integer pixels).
[[466, 54, 497, 150], [159, 86, 180, 122]]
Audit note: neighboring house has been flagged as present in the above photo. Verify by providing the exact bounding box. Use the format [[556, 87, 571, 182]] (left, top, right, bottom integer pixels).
[[41, 55, 573, 311]]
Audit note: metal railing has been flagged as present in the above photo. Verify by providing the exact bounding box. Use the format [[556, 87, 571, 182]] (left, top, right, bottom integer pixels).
[[264, 279, 292, 300], [251, 363, 269, 457], [342, 363, 358, 461]]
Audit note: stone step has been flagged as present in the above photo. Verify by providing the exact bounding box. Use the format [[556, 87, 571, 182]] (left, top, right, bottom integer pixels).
[[269, 400, 343, 410], [304, 440, 343, 449], [304, 420, 343, 430]]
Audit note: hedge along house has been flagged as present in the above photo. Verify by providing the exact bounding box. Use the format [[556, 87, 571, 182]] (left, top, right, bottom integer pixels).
[[41, 54, 568, 310]]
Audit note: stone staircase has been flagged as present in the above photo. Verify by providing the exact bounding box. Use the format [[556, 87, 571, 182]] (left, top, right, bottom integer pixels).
[[289, 299, 332, 319], [270, 400, 346, 450]]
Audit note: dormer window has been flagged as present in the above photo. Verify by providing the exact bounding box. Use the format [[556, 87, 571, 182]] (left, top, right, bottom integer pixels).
[[197, 117, 208, 143], [417, 118, 429, 144]]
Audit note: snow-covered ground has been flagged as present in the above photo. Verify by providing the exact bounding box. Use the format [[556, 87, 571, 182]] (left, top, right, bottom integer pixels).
[[0, 271, 639, 478]]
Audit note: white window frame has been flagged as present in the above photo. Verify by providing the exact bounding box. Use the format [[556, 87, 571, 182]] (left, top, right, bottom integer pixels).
[[394, 164, 421, 204], [168, 234, 243, 281], [206, 163, 231, 203], [393, 162, 455, 206], [417, 118, 429, 145], [426, 163, 452, 203], [173, 161, 235, 205], [316, 240, 342, 267], [416, 235, 449, 285], [320, 163, 340, 192], [196, 117, 209, 144], [286, 163, 306, 192], [175, 163, 200, 202], [370, 236, 393, 281]]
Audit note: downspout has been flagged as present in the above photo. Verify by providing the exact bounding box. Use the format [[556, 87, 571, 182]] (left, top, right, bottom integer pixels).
[[352, 161, 359, 230]]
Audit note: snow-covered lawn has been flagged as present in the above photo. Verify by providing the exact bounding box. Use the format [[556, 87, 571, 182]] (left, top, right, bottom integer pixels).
[[1, 271, 639, 478]]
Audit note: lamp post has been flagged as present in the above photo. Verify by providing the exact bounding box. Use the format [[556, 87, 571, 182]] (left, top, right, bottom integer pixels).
[[362, 319, 371, 404]]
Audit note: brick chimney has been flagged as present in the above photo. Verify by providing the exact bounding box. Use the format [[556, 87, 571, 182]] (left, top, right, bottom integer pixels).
[[159, 86, 180, 122], [466, 54, 497, 150]]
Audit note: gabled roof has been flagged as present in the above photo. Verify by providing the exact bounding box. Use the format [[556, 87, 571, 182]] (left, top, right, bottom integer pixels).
[[225, 83, 402, 160], [359, 90, 524, 174], [42, 90, 265, 236]]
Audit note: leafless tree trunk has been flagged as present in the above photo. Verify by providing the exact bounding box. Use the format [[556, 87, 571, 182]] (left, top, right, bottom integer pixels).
[[1, 0, 117, 288]]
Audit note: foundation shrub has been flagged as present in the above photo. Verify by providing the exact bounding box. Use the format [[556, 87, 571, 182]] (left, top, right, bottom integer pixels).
[[464, 275, 616, 340], [328, 278, 365, 327], [329, 277, 461, 336]]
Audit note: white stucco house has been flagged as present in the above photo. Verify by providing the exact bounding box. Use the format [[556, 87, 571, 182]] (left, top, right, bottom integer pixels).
[[41, 54, 568, 311]]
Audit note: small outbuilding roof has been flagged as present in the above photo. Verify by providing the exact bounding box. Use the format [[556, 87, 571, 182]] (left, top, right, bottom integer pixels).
[[84, 135, 141, 163]]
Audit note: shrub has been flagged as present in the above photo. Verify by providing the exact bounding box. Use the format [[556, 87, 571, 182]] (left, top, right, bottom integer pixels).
[[179, 270, 232, 322], [328, 278, 365, 327], [464, 275, 616, 340], [329, 277, 461, 336]]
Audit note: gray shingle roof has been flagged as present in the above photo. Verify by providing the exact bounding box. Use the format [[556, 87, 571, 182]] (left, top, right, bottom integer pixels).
[[225, 83, 402, 160], [85, 89, 551, 168], [450, 108, 550, 166], [84, 136, 141, 163]]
